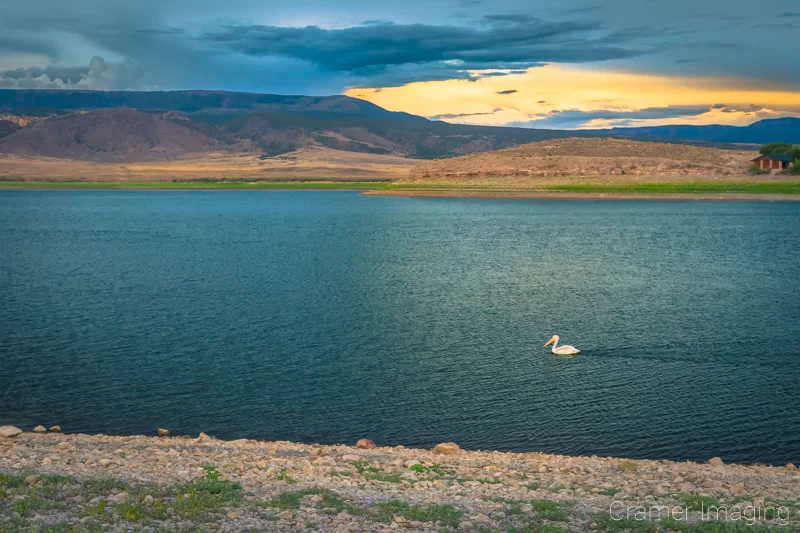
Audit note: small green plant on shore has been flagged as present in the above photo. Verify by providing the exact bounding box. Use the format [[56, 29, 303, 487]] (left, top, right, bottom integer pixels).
[[409, 463, 446, 476], [484, 496, 526, 515], [748, 163, 771, 175], [350, 461, 402, 482], [352, 461, 377, 475], [201, 465, 221, 481], [531, 499, 572, 522], [264, 487, 353, 512], [275, 469, 297, 484], [373, 500, 464, 527], [681, 493, 720, 511], [84, 500, 108, 518], [364, 470, 403, 483], [599, 488, 622, 497], [0, 472, 26, 488]]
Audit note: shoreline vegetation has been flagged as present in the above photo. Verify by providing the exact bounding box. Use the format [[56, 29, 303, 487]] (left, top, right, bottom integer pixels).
[[0, 429, 798, 533], [2, 179, 800, 200]]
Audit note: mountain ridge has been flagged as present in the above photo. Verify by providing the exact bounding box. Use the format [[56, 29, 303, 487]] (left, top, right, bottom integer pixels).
[[595, 117, 800, 144], [0, 90, 797, 162]]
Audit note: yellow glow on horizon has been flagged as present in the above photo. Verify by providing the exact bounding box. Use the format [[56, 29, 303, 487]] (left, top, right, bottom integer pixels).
[[344, 64, 800, 128]]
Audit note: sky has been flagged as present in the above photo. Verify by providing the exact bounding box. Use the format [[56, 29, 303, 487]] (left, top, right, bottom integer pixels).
[[1, 0, 799, 129]]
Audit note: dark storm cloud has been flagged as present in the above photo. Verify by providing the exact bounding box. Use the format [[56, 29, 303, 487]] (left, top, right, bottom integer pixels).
[[510, 105, 714, 128], [752, 23, 796, 29], [200, 15, 651, 80], [496, 89, 517, 94], [476, 70, 530, 77], [0, 33, 61, 61], [1, 0, 799, 95]]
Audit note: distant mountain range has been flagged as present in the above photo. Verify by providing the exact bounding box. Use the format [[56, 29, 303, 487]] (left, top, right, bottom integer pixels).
[[0, 89, 426, 122], [599, 118, 800, 145], [0, 89, 797, 162]]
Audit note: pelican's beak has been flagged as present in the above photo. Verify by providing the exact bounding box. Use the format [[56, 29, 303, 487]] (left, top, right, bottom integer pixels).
[[543, 337, 555, 347]]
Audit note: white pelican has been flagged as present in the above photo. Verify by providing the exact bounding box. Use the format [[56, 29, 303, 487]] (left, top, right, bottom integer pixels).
[[544, 335, 580, 355]]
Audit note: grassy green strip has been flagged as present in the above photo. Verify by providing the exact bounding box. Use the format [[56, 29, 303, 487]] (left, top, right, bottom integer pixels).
[[543, 181, 800, 195], [3, 180, 800, 194]]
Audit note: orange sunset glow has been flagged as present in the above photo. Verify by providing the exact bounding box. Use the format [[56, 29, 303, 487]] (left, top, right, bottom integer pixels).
[[347, 64, 800, 129]]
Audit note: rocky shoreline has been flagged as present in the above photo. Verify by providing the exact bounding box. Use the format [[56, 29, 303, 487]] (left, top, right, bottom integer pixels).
[[1, 427, 798, 532]]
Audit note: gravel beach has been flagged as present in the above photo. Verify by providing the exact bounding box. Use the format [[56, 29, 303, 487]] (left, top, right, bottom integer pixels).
[[1, 428, 798, 532]]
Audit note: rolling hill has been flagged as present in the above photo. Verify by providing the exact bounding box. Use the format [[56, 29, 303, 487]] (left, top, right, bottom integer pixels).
[[0, 108, 230, 161], [409, 137, 758, 180]]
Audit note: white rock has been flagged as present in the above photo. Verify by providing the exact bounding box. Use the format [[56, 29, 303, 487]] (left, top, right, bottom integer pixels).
[[107, 492, 129, 504]]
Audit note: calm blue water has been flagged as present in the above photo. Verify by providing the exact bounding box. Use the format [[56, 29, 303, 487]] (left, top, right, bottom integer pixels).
[[1, 191, 799, 465]]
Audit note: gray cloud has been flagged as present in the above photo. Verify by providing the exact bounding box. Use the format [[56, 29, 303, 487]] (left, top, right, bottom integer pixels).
[[199, 15, 651, 85], [0, 57, 146, 90], [752, 23, 796, 30], [496, 89, 517, 94], [510, 105, 714, 129], [430, 108, 503, 120]]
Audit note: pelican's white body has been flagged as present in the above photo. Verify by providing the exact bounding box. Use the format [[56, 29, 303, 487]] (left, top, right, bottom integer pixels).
[[544, 335, 580, 355]]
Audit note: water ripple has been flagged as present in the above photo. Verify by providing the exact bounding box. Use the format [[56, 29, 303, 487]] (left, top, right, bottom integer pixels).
[[1, 191, 799, 465]]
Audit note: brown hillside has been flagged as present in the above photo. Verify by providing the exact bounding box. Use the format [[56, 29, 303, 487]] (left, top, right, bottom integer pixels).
[[0, 108, 234, 162], [410, 137, 757, 180], [0, 120, 20, 137], [0, 147, 416, 182]]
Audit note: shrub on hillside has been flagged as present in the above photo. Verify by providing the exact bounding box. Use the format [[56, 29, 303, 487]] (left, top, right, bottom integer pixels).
[[748, 163, 770, 175]]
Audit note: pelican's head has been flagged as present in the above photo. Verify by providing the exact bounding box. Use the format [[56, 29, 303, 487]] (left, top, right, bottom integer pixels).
[[544, 335, 559, 347]]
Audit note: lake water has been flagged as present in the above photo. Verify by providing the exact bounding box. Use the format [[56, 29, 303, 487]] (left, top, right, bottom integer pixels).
[[1, 190, 799, 465]]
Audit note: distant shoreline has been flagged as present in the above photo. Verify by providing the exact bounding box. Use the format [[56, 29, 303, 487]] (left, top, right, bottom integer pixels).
[[0, 181, 390, 191], [2, 180, 800, 200], [362, 189, 800, 201]]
